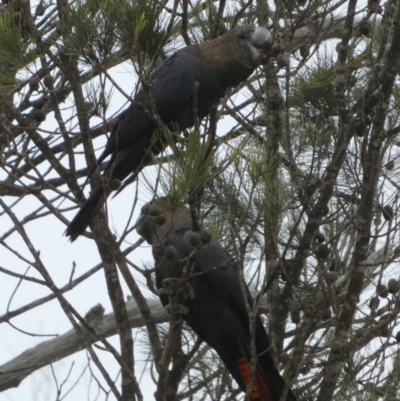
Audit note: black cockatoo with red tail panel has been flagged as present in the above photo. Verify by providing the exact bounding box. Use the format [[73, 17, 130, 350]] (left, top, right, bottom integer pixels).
[[136, 200, 297, 401], [66, 25, 272, 241]]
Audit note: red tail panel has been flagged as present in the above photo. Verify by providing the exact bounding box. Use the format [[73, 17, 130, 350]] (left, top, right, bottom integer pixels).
[[237, 357, 272, 401]]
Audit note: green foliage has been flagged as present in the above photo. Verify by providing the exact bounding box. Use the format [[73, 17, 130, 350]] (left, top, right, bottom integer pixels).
[[190, 0, 245, 42], [157, 132, 215, 211], [253, 0, 270, 26], [0, 72, 15, 91], [241, 143, 290, 235], [331, 354, 400, 401], [289, 56, 338, 155], [65, 0, 166, 65], [0, 8, 36, 95], [84, 80, 113, 117], [291, 59, 336, 120], [0, 9, 26, 65], [65, 0, 120, 64], [189, 0, 219, 42], [203, 139, 290, 249], [110, 0, 166, 58]]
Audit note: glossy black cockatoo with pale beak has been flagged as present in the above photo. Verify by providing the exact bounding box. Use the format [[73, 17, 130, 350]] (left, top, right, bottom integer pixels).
[[66, 25, 273, 241], [136, 200, 297, 401]]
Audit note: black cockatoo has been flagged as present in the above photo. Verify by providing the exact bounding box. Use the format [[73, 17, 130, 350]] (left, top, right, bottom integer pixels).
[[66, 25, 273, 241], [136, 200, 297, 401]]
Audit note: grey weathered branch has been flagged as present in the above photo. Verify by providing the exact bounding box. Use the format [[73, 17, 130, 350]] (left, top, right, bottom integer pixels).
[[0, 293, 271, 392], [0, 298, 168, 392], [291, 12, 381, 45]]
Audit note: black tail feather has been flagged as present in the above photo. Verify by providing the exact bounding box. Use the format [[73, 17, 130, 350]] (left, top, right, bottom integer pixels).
[[256, 354, 297, 401], [253, 317, 297, 401], [65, 186, 105, 242]]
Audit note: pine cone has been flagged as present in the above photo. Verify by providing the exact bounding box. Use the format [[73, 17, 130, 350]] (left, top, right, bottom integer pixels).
[[299, 41, 310, 59], [200, 229, 212, 244], [277, 56, 289, 69], [382, 205, 394, 221], [316, 244, 330, 259], [34, 111, 46, 122], [279, 352, 290, 365], [374, 63, 382, 75], [270, 44, 283, 58], [369, 296, 380, 310], [164, 245, 176, 261], [43, 73, 54, 88], [354, 119, 366, 137], [331, 340, 341, 354], [320, 307, 332, 321], [29, 77, 39, 91], [155, 214, 167, 226], [388, 279, 399, 294], [377, 284, 388, 298], [189, 232, 202, 248], [291, 310, 301, 324]]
